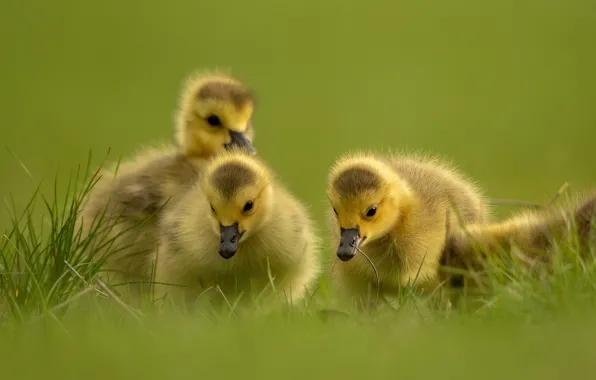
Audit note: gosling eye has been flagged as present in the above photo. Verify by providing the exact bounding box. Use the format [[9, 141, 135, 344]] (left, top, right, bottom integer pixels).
[[365, 206, 377, 218], [242, 201, 254, 213], [210, 205, 216, 213], [206, 115, 222, 127], [333, 208, 338, 216]]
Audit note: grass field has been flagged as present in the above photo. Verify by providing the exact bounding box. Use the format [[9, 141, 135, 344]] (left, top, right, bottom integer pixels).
[[1, 0, 596, 378]]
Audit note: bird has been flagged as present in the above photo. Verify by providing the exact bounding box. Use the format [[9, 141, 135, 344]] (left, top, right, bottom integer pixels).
[[174, 70, 256, 159], [441, 191, 596, 288], [325, 150, 490, 307], [77, 70, 258, 295], [151, 148, 321, 308]]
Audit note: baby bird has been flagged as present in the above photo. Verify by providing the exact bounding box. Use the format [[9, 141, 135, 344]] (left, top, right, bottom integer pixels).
[[442, 192, 596, 285], [326, 151, 490, 303], [152, 149, 320, 306], [78, 70, 257, 290], [174, 70, 256, 158]]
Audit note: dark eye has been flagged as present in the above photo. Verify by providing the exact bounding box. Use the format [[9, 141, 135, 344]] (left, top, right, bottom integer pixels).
[[210, 205, 216, 213], [242, 201, 254, 213], [333, 208, 338, 216], [206, 115, 222, 127], [366, 206, 377, 218]]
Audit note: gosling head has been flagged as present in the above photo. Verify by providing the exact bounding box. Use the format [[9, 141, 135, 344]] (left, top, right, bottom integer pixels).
[[327, 154, 411, 262], [175, 71, 256, 158], [201, 150, 273, 259]]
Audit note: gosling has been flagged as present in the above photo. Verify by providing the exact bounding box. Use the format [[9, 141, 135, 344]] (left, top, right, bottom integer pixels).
[[151, 149, 321, 306], [326, 151, 490, 304], [442, 191, 596, 286], [78, 70, 257, 291]]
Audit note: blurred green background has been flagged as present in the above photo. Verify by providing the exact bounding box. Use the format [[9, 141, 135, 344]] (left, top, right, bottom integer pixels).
[[1, 0, 595, 232], [2, 313, 595, 380]]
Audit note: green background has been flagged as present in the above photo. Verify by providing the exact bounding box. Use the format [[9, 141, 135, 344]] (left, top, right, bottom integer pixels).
[[2, 0, 595, 232]]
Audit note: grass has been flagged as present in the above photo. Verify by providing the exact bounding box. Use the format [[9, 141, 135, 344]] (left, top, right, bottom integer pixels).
[[0, 153, 100, 318], [2, 0, 596, 377], [0, 158, 595, 379], [2, 311, 594, 379]]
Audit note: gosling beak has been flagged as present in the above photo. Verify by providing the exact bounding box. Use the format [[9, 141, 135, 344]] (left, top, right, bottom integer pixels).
[[226, 131, 256, 155], [219, 223, 241, 259], [337, 227, 361, 261]]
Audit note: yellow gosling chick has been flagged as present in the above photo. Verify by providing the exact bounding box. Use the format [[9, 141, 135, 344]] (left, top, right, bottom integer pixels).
[[152, 149, 320, 307], [78, 70, 257, 290], [441, 192, 596, 286], [174, 70, 256, 158], [326, 151, 490, 304]]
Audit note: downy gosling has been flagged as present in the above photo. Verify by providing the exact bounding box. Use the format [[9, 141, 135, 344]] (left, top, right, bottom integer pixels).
[[442, 191, 596, 286], [78, 70, 257, 290], [152, 149, 320, 306], [326, 151, 490, 304]]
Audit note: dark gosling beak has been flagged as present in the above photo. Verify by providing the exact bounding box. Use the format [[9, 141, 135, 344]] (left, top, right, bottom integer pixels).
[[219, 223, 241, 259], [337, 228, 360, 261], [225, 131, 256, 155]]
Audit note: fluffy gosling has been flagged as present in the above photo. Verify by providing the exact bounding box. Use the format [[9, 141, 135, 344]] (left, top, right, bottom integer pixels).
[[442, 191, 596, 286], [326, 151, 490, 304], [152, 149, 320, 306], [78, 70, 257, 290]]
